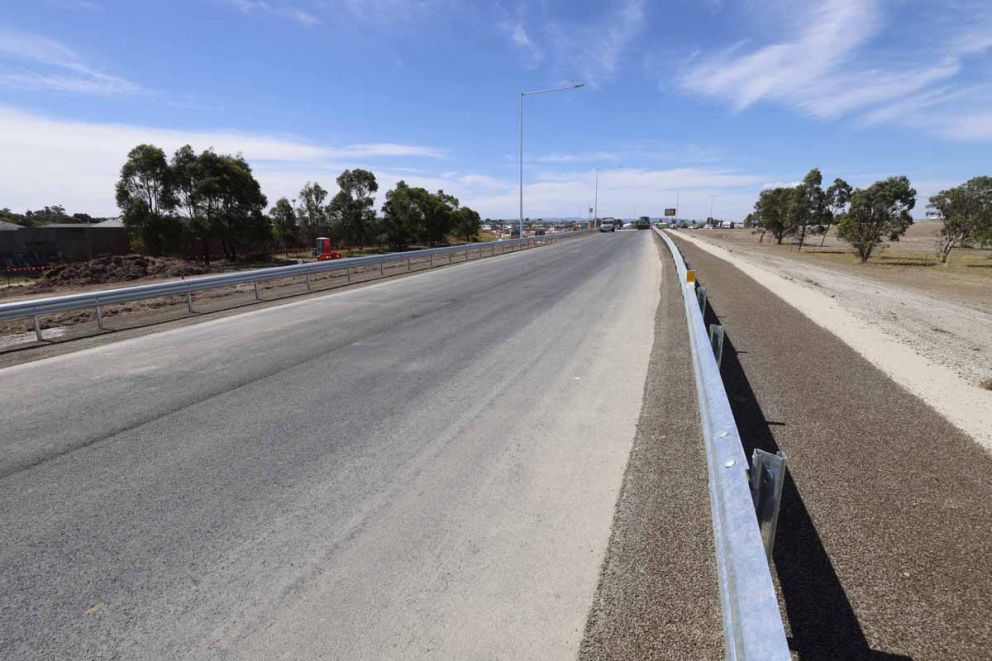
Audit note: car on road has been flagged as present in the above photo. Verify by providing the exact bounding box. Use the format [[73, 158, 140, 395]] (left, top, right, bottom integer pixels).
[[635, 218, 650, 230], [599, 221, 615, 232]]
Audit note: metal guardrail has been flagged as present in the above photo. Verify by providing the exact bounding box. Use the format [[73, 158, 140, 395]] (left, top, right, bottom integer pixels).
[[654, 227, 790, 661], [0, 231, 591, 340]]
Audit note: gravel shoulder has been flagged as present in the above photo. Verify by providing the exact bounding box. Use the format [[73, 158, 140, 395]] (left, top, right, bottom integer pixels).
[[579, 234, 723, 660], [674, 230, 992, 450], [670, 232, 992, 660]]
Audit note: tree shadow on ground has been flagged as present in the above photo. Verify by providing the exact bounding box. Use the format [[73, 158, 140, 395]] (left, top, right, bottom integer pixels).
[[703, 301, 911, 661]]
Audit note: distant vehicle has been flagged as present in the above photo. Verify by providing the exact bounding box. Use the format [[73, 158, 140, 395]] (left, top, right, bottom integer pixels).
[[635, 218, 650, 230], [599, 220, 615, 232], [623, 222, 635, 230]]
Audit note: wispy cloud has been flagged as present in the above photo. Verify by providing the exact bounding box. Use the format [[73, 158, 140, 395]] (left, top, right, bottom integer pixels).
[[532, 151, 619, 164], [326, 143, 445, 159], [505, 0, 644, 86], [227, 0, 319, 26], [0, 31, 145, 96], [0, 105, 447, 214], [677, 0, 992, 140], [46, 0, 103, 10]]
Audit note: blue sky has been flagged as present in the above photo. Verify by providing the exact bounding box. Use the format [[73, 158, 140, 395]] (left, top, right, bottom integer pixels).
[[1, 0, 991, 220]]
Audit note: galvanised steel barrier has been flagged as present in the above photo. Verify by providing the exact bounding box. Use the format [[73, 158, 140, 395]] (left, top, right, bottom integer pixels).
[[0, 231, 592, 341], [654, 226, 790, 661]]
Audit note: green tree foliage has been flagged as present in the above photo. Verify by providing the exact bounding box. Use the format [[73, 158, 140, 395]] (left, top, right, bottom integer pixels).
[[421, 189, 459, 245], [116, 143, 270, 258], [822, 178, 852, 246], [753, 187, 797, 244], [453, 206, 482, 242], [328, 169, 378, 247], [379, 181, 426, 248], [193, 150, 269, 260], [794, 168, 828, 251], [169, 145, 212, 261], [837, 176, 916, 263], [296, 182, 329, 247], [269, 197, 299, 250], [928, 176, 992, 263], [116, 144, 179, 255]]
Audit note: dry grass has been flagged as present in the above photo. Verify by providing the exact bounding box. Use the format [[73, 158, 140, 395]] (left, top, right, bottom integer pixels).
[[697, 221, 991, 306]]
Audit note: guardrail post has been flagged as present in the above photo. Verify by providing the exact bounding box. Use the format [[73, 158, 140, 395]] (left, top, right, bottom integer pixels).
[[186, 290, 195, 314], [347, 267, 352, 283], [750, 450, 787, 560], [95, 304, 105, 331], [696, 284, 708, 314], [708, 323, 725, 366], [32, 314, 43, 342], [253, 281, 261, 301], [407, 256, 412, 271], [379, 261, 384, 276], [305, 272, 312, 291]]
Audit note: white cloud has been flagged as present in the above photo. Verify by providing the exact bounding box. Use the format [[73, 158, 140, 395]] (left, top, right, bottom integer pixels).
[[0, 105, 771, 219], [0, 106, 446, 215], [677, 0, 992, 140], [46, 0, 103, 10], [532, 151, 619, 164], [0, 31, 144, 96], [511, 23, 532, 48], [506, 0, 644, 86], [760, 180, 801, 190], [546, 0, 644, 86], [326, 143, 445, 159], [227, 0, 319, 26]]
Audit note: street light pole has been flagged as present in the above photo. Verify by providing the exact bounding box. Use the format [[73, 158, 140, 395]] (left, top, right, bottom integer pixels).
[[519, 83, 584, 241], [594, 168, 599, 226], [594, 165, 622, 227]]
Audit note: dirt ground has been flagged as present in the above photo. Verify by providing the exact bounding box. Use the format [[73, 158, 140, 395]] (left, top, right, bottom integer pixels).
[[676, 224, 992, 395], [701, 221, 991, 307]]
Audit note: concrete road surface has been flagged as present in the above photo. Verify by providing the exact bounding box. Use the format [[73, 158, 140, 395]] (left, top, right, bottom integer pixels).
[[1, 232, 663, 659]]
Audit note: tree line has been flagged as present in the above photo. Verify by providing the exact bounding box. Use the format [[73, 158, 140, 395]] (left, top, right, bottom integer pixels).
[[747, 169, 992, 263], [0, 205, 106, 227], [115, 144, 482, 261]]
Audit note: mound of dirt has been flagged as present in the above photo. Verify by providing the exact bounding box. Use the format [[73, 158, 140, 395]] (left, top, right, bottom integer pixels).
[[43, 255, 208, 286]]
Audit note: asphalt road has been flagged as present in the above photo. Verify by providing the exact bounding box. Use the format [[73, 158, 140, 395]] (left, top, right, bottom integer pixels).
[[1, 232, 668, 659], [671, 233, 992, 660]]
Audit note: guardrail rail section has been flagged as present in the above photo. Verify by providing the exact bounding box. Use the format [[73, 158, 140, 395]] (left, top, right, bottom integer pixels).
[[0, 231, 592, 342], [653, 227, 791, 661]]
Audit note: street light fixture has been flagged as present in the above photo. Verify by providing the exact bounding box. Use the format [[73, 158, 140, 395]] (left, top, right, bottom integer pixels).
[[519, 83, 585, 240]]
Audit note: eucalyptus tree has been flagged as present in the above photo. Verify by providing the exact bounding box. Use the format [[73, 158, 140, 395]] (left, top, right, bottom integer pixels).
[[837, 176, 916, 263]]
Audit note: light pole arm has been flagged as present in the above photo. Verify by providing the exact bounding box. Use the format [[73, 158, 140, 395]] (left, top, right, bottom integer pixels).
[[518, 83, 584, 240]]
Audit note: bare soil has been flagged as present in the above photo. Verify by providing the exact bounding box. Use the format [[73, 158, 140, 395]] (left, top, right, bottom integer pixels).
[[677, 226, 992, 395], [706, 221, 991, 308]]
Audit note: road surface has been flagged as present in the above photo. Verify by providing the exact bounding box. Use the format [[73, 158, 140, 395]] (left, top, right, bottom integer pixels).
[[1, 232, 667, 659]]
